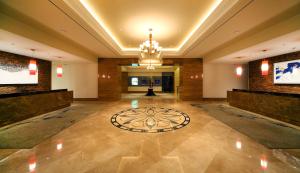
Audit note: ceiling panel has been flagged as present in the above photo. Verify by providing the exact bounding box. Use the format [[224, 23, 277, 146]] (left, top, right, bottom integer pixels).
[[85, 0, 217, 48], [184, 0, 300, 58]]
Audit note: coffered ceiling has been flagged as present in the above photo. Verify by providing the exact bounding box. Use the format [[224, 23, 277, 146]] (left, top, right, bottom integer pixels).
[[0, 0, 300, 62]]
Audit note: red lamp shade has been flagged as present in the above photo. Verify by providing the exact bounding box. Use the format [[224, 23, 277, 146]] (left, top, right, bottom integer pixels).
[[261, 60, 269, 76], [236, 66, 243, 77], [28, 59, 37, 75], [56, 65, 63, 77]]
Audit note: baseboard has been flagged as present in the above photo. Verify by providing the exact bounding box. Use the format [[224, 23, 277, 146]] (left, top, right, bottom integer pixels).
[[73, 98, 99, 101]]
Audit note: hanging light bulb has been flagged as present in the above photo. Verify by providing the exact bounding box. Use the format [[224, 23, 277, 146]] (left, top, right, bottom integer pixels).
[[56, 64, 63, 77], [28, 49, 37, 75], [29, 59, 37, 75], [261, 60, 269, 76], [236, 66, 243, 77]]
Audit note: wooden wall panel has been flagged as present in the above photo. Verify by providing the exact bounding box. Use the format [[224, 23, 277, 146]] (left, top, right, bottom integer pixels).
[[179, 59, 203, 100], [98, 58, 203, 101], [98, 59, 122, 100]]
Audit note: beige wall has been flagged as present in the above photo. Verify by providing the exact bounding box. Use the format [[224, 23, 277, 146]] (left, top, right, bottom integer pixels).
[[51, 62, 98, 98], [203, 63, 248, 98]]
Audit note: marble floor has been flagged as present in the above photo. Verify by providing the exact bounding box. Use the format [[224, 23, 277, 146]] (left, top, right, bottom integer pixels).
[[0, 96, 299, 173]]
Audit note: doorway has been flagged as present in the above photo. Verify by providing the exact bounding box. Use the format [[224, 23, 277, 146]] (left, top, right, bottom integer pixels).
[[162, 72, 174, 93]]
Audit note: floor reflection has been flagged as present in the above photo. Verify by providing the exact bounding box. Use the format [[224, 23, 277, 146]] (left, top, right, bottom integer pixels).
[[0, 97, 298, 173]]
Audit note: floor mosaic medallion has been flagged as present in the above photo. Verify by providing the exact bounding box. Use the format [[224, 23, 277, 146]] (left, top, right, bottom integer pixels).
[[111, 107, 190, 133]]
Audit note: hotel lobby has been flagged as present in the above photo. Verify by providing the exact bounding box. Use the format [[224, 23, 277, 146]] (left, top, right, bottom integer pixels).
[[0, 0, 300, 172]]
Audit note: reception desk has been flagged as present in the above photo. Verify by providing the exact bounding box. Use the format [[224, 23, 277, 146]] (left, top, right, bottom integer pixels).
[[227, 89, 300, 126], [0, 89, 73, 127]]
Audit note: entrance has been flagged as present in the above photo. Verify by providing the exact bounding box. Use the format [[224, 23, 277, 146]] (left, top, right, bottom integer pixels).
[[162, 72, 174, 93]]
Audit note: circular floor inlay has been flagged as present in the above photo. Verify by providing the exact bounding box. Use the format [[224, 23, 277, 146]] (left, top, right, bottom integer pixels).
[[111, 107, 190, 133]]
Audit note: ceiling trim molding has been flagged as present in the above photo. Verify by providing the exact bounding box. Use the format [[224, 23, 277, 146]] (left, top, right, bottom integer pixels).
[[48, 0, 120, 57], [0, 6, 97, 62], [181, 0, 253, 57], [204, 10, 300, 63]]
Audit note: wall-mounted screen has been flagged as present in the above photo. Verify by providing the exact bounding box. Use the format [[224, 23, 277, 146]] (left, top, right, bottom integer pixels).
[[0, 64, 38, 84], [274, 59, 300, 84], [128, 76, 161, 86], [131, 77, 138, 86]]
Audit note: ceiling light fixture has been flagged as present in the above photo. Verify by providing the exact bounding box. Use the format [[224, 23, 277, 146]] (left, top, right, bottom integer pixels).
[[56, 64, 63, 77], [29, 49, 37, 75], [236, 65, 243, 77], [139, 28, 162, 70], [261, 60, 269, 76]]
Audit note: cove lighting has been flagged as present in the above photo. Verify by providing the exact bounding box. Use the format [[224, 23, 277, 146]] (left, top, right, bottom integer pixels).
[[79, 0, 223, 52]]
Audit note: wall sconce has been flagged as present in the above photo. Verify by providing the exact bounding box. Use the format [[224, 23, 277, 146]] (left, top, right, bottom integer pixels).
[[190, 74, 199, 79], [102, 74, 111, 79]]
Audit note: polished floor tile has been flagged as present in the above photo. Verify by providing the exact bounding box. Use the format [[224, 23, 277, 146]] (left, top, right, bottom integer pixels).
[[0, 96, 299, 173]]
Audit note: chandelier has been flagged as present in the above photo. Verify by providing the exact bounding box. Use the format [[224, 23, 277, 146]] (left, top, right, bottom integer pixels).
[[139, 28, 162, 69]]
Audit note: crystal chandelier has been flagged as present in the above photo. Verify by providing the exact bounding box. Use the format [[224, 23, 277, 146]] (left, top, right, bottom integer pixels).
[[139, 28, 162, 69]]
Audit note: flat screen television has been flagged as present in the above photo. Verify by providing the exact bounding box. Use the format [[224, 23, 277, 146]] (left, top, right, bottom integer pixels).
[[0, 64, 38, 84], [274, 59, 300, 84]]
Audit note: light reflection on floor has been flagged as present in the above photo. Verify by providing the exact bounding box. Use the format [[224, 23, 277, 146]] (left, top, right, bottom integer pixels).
[[0, 96, 298, 173]]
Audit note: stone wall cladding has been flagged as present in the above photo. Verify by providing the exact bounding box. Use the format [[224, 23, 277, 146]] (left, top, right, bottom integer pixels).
[[228, 91, 300, 126], [249, 51, 300, 94], [0, 51, 51, 94]]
